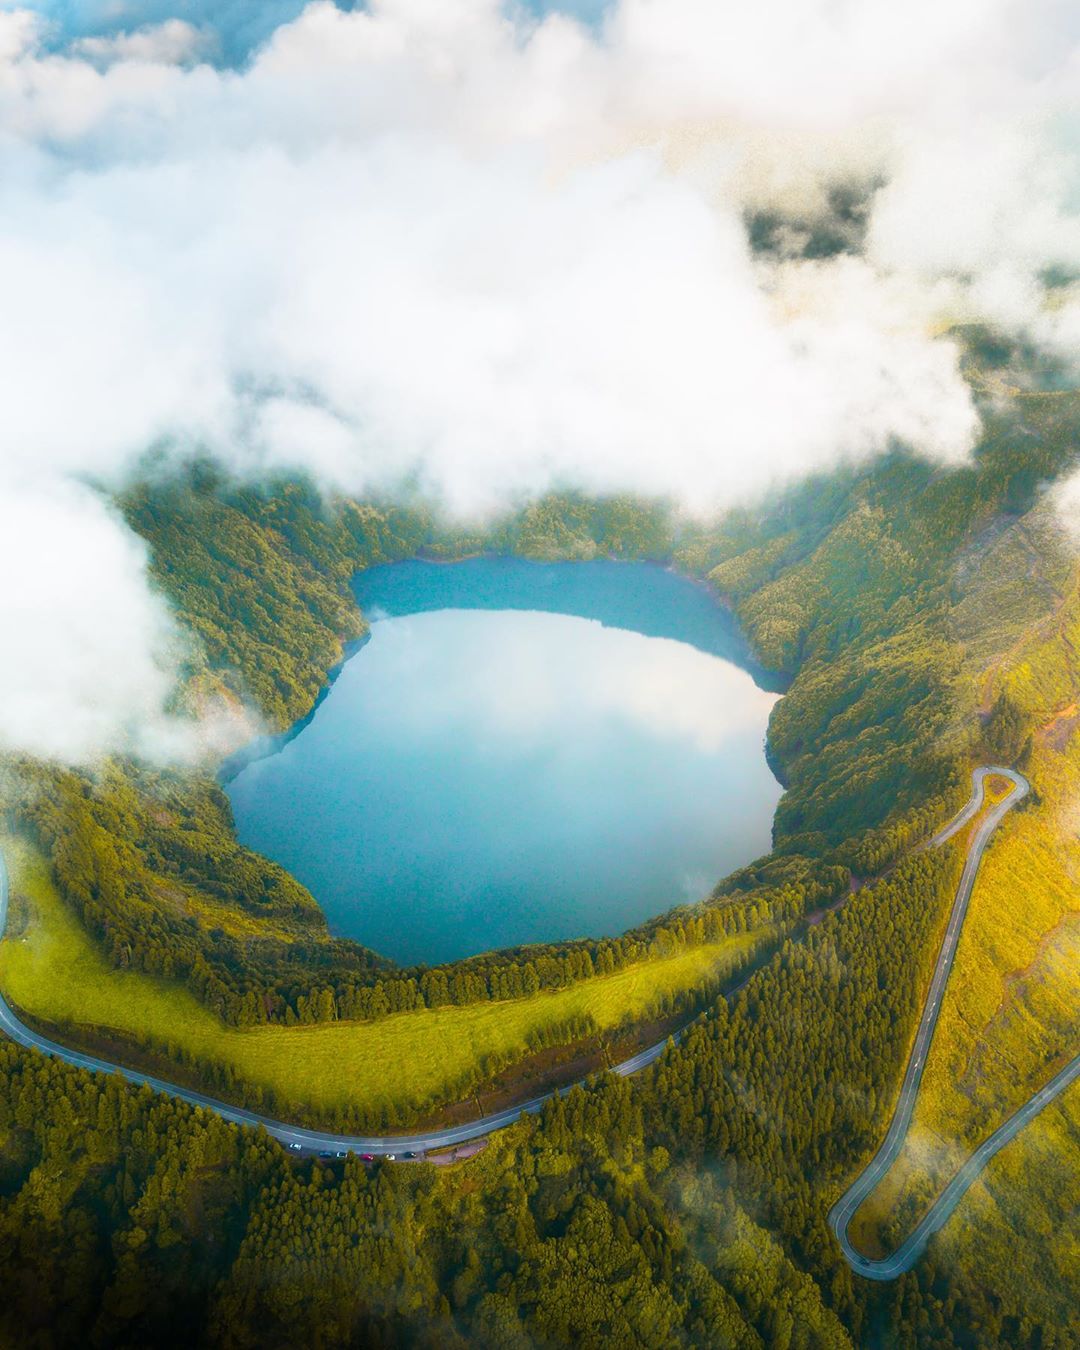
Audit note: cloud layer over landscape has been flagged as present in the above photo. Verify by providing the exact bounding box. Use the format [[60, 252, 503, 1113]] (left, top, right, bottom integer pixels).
[[1, 0, 1079, 763]]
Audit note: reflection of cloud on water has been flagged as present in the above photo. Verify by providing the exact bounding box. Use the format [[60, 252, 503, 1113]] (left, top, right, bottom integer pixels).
[[368, 609, 778, 756], [589, 637, 778, 752], [233, 602, 784, 959]]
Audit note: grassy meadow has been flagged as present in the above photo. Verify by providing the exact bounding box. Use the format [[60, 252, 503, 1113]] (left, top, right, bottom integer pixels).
[[850, 737, 1080, 1258], [0, 839, 767, 1124]]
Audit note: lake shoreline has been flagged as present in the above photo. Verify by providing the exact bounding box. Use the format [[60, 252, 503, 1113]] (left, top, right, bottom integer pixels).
[[223, 558, 784, 966]]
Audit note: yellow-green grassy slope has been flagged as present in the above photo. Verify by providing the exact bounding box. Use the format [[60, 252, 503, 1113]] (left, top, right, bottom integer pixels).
[[850, 739, 1080, 1324], [851, 533, 1080, 1320], [0, 839, 767, 1125]]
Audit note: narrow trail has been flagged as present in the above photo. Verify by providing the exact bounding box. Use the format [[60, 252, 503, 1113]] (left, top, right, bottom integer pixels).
[[829, 767, 1080, 1280]]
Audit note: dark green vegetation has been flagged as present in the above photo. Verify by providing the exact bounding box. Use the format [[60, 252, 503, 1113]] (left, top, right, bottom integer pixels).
[[0, 847, 1060, 1347], [4, 341, 1080, 1345]]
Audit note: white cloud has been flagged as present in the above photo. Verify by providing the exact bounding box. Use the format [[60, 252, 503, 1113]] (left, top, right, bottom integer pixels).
[[0, 476, 250, 764], [0, 0, 1077, 764], [71, 18, 208, 67]]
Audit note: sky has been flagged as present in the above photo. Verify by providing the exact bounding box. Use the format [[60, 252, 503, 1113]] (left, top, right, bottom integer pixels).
[[27, 0, 613, 63], [1, 0, 1079, 765]]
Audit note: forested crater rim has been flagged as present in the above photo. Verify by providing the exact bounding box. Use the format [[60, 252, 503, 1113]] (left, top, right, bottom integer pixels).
[[222, 557, 785, 966], [219, 556, 786, 783]]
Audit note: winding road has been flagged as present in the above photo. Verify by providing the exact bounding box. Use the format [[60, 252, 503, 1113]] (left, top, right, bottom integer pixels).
[[0, 849, 673, 1158], [1, 766, 1077, 1278], [830, 765, 1080, 1279]]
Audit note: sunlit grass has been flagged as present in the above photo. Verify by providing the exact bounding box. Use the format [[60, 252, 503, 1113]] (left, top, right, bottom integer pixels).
[[984, 772, 1016, 803], [0, 839, 767, 1119], [852, 739, 1080, 1248]]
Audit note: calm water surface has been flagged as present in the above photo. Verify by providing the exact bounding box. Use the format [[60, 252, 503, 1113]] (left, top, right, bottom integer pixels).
[[226, 560, 782, 966]]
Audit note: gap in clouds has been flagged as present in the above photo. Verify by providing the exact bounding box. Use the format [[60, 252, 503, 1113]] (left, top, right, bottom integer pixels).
[[24, 0, 612, 66]]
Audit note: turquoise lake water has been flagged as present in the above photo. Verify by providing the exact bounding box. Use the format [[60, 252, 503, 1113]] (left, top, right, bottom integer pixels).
[[225, 559, 783, 966]]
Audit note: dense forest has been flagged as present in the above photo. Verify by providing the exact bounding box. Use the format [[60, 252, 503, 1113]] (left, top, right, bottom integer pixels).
[[0, 846, 1065, 1346], [2, 335, 1080, 1343]]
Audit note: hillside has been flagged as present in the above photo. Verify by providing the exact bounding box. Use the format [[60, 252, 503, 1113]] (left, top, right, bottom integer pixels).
[[1, 364, 1080, 1344]]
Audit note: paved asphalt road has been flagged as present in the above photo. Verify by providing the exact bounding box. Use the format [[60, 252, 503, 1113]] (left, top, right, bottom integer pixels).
[[0, 849, 675, 1158], [1, 766, 1075, 1267], [829, 765, 1080, 1280]]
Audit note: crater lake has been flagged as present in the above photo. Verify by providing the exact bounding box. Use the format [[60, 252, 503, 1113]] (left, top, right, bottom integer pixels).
[[224, 559, 783, 965]]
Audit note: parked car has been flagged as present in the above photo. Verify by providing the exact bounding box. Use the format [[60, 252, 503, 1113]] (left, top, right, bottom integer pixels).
[[287, 1143, 302, 1152], [359, 1153, 375, 1162]]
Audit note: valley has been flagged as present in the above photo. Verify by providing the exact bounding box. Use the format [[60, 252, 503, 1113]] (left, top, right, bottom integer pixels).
[[2, 373, 1080, 1344], [4, 3, 1080, 1342]]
